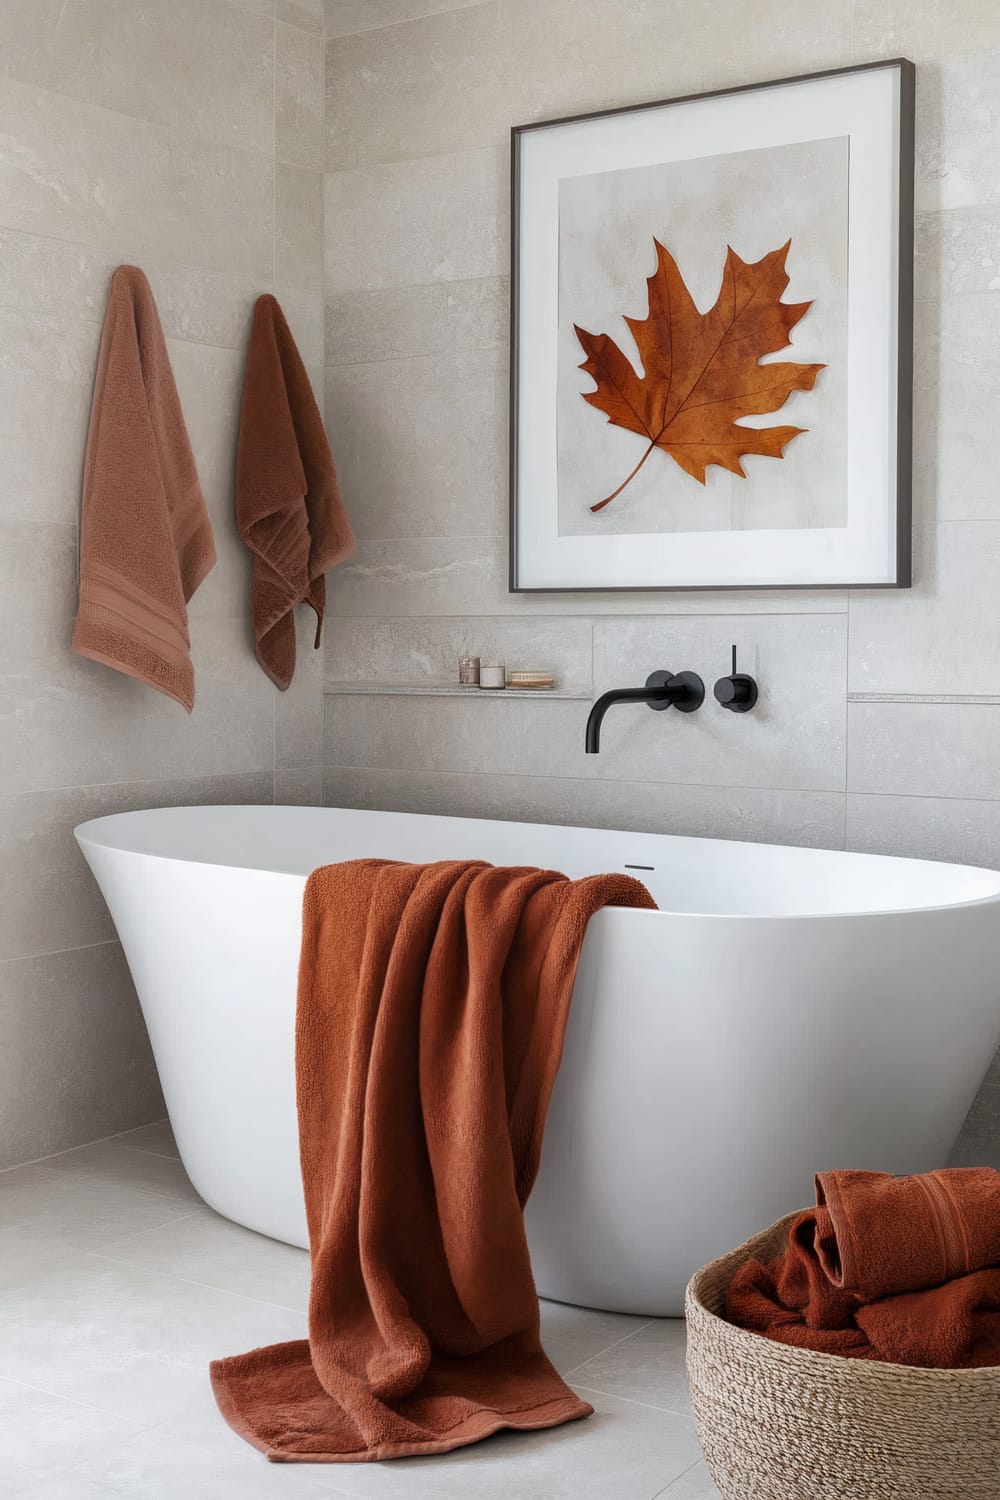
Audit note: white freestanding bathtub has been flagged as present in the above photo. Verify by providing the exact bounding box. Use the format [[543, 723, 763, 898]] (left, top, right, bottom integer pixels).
[[76, 804, 1000, 1316]]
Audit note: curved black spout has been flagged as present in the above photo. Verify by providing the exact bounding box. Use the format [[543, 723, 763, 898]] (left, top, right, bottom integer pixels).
[[585, 670, 704, 753]]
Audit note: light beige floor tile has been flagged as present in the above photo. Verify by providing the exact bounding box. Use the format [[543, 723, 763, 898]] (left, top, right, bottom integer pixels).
[[0, 1375, 142, 1486], [7, 1471, 136, 1500], [539, 1301, 651, 1377], [99, 1206, 311, 1311], [0, 1256, 304, 1422], [0, 1164, 189, 1299], [294, 1387, 702, 1499], [106, 1120, 179, 1159], [47, 1140, 203, 1207], [568, 1319, 691, 1417], [657, 1461, 722, 1498], [78, 1383, 351, 1498]]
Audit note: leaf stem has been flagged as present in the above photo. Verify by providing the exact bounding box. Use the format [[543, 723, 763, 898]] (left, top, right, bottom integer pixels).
[[590, 439, 657, 512]]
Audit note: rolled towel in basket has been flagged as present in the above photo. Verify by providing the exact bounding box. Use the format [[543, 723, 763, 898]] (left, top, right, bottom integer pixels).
[[726, 1168, 1000, 1367]]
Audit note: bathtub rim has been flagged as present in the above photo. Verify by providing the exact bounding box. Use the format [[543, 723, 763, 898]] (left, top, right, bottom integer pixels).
[[74, 804, 1000, 925]]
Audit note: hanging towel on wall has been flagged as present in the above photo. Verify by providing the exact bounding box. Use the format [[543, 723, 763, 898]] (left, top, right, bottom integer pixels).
[[726, 1167, 1000, 1367], [71, 264, 216, 712], [236, 295, 354, 691], [210, 859, 657, 1463]]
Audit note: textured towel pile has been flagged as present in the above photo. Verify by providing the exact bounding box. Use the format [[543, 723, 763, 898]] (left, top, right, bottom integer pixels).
[[726, 1168, 1000, 1367], [71, 265, 216, 710], [211, 858, 655, 1462]]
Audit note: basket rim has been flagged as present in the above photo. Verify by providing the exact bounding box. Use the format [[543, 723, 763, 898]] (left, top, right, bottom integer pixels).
[[685, 1209, 1000, 1385]]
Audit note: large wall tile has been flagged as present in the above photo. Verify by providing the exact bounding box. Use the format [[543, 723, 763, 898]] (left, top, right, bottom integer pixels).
[[274, 611, 326, 768], [167, 340, 249, 622], [853, 0, 1000, 61], [324, 4, 501, 171], [597, 0, 850, 107], [324, 0, 850, 172], [1, 616, 275, 795], [276, 21, 325, 170], [323, 617, 847, 790], [324, 0, 487, 37], [847, 792, 1000, 868], [0, 943, 163, 1170], [325, 277, 508, 365], [950, 1087, 1000, 1169], [0, 524, 77, 661], [325, 536, 849, 619], [325, 535, 506, 617], [0, 78, 274, 278], [0, 309, 100, 526], [911, 52, 1000, 214], [274, 766, 324, 804], [849, 524, 1000, 694], [0, 0, 275, 155], [324, 615, 593, 691], [324, 692, 596, 779], [324, 762, 634, 826], [0, 230, 116, 323], [0, 229, 320, 359], [592, 614, 847, 792], [324, 1, 617, 171], [323, 147, 508, 293], [847, 701, 1000, 800], [275, 163, 324, 290], [270, 288, 326, 370], [280, 0, 323, 33], [324, 764, 846, 849], [324, 348, 507, 538], [912, 296, 1000, 523], [0, 773, 272, 963], [915, 206, 1000, 302]]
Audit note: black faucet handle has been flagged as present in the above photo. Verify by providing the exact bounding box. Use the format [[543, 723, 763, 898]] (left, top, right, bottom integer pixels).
[[713, 645, 758, 713], [647, 670, 704, 714]]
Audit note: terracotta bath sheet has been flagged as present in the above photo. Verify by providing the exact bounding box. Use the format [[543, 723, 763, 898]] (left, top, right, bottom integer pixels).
[[211, 858, 655, 1462]]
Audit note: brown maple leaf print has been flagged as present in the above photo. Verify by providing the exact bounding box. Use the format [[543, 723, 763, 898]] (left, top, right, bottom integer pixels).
[[574, 239, 825, 511]]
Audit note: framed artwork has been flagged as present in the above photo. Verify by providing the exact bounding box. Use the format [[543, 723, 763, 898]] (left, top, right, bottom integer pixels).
[[509, 59, 914, 593]]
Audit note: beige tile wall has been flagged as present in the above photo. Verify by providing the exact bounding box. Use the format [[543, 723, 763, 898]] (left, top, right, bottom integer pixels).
[[0, 0, 327, 1168], [320, 0, 1000, 1165]]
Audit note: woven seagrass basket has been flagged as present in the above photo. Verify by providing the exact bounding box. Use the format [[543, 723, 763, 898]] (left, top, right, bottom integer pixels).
[[685, 1212, 1000, 1500]]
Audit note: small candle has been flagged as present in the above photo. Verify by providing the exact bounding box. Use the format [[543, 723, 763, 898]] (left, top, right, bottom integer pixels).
[[479, 664, 506, 689], [458, 655, 480, 685]]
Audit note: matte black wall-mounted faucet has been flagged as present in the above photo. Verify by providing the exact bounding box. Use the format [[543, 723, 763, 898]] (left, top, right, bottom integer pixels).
[[585, 670, 704, 753]]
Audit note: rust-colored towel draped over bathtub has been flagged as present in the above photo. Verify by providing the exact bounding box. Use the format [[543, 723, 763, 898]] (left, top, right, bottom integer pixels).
[[210, 858, 656, 1463]]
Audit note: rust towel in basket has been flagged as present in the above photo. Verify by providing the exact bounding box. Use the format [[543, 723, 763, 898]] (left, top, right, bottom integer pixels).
[[236, 295, 354, 691], [72, 265, 216, 711], [211, 859, 656, 1462], [726, 1168, 1000, 1367]]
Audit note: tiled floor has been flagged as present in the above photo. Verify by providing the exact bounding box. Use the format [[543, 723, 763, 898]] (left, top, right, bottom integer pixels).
[[0, 1123, 721, 1500]]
